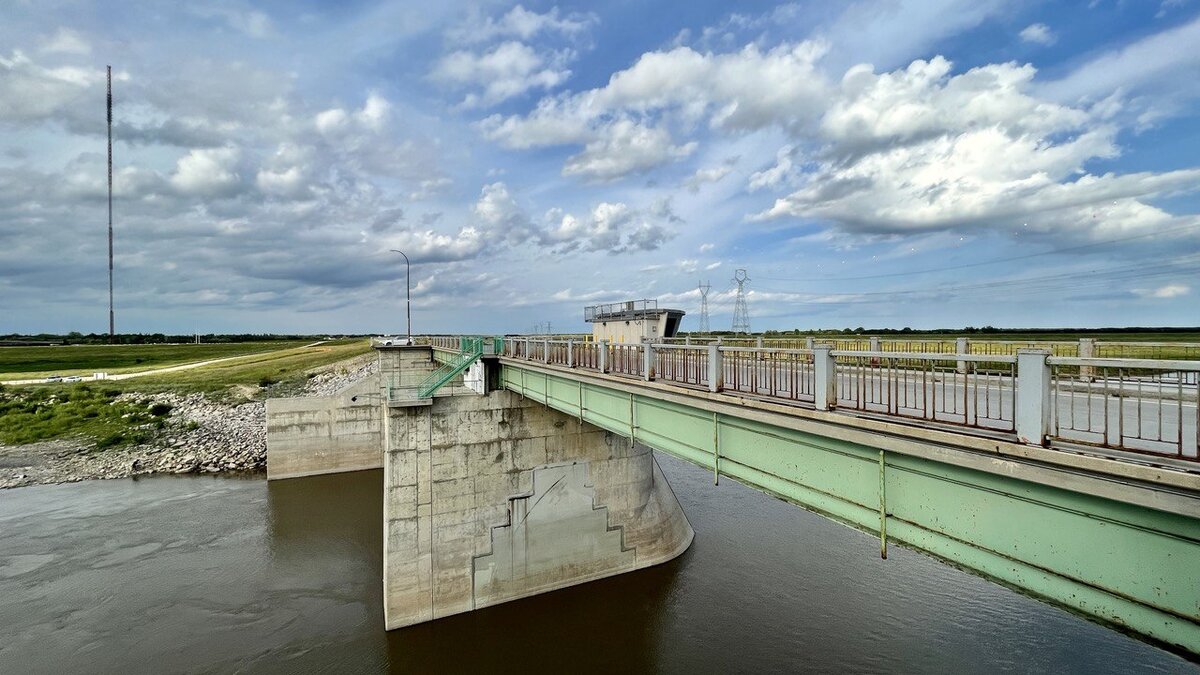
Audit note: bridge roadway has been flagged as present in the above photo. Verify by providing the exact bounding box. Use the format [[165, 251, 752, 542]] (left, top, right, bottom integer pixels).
[[429, 343, 1200, 654]]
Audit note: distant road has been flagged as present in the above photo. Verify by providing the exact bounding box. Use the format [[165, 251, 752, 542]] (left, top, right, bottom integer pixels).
[[1, 341, 327, 386]]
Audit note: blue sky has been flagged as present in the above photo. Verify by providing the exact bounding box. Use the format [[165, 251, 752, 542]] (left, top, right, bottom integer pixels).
[[2, 0, 1198, 335]]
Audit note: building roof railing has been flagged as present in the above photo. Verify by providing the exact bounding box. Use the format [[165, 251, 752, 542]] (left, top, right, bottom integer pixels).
[[584, 299, 660, 322]]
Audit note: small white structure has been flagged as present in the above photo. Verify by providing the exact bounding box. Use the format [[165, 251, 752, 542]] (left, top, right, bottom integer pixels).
[[584, 299, 685, 343]]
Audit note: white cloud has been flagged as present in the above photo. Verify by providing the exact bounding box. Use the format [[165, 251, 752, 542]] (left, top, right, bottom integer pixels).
[[1019, 23, 1056, 46], [0, 50, 101, 124], [1136, 283, 1190, 299], [41, 28, 91, 55], [480, 41, 828, 180], [192, 6, 273, 38], [1041, 15, 1200, 110], [756, 57, 1200, 238], [169, 147, 241, 196], [449, 5, 596, 44], [562, 119, 696, 181], [433, 41, 570, 107], [684, 163, 734, 193], [699, 242, 715, 252]]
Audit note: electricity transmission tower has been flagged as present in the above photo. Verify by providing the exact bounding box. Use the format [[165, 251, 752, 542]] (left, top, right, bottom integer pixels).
[[698, 280, 711, 333], [731, 269, 751, 334]]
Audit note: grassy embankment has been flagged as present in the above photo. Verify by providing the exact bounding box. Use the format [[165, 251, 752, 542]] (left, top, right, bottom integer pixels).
[[0, 339, 372, 447], [0, 340, 313, 380]]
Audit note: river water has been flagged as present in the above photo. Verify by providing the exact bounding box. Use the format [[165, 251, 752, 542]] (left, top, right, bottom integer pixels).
[[1, 452, 1195, 674]]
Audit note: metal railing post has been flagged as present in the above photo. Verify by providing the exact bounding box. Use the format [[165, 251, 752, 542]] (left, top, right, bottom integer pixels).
[[599, 340, 609, 373], [813, 345, 836, 411], [1078, 338, 1095, 381], [567, 340, 575, 368], [1015, 349, 1051, 446], [707, 344, 723, 392], [644, 343, 656, 381], [956, 337, 970, 374]]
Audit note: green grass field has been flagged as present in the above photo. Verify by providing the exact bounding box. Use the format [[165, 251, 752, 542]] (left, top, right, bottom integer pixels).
[[0, 341, 313, 379], [0, 339, 373, 447]]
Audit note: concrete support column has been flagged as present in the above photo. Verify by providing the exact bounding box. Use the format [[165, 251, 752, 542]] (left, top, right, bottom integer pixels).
[[644, 343, 656, 381], [869, 336, 881, 352], [1015, 349, 1051, 446], [956, 337, 971, 374], [567, 340, 575, 368], [598, 340, 609, 373], [1079, 338, 1096, 381], [813, 345, 836, 411], [707, 344, 723, 393]]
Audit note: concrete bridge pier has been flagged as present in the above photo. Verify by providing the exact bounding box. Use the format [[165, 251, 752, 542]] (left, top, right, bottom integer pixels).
[[381, 349, 693, 629]]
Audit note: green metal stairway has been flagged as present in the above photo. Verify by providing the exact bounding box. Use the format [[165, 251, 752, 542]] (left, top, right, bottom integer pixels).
[[416, 336, 487, 398]]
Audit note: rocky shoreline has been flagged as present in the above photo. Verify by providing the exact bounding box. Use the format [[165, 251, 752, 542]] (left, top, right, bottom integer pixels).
[[0, 354, 377, 489]]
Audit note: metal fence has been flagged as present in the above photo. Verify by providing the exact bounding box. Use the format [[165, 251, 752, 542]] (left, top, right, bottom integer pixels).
[[420, 336, 1200, 463], [833, 352, 1016, 432], [1049, 357, 1199, 461]]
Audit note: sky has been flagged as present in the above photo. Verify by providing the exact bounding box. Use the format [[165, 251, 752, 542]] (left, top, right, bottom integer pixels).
[[2, 0, 1199, 335]]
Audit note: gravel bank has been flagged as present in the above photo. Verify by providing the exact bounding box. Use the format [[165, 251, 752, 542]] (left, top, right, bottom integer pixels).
[[0, 355, 378, 489]]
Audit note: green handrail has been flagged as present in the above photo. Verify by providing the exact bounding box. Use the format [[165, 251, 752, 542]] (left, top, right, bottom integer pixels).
[[416, 337, 485, 398]]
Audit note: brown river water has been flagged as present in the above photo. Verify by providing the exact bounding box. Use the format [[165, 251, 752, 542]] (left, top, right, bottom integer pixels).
[[0, 451, 1195, 674]]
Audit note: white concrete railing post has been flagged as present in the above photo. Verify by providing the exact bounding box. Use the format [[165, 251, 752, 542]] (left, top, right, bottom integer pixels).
[[805, 336, 815, 350], [756, 335, 764, 361], [869, 336, 880, 352], [1015, 349, 1051, 446], [643, 343, 656, 381], [813, 345, 836, 411], [707, 344, 723, 392], [567, 340, 575, 368], [685, 336, 691, 346], [956, 337, 971, 374], [598, 340, 609, 373], [1078, 338, 1096, 382], [524, 338, 530, 360], [543, 339, 550, 364]]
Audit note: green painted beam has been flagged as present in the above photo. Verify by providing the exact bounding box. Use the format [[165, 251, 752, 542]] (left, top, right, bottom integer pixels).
[[500, 362, 1200, 655]]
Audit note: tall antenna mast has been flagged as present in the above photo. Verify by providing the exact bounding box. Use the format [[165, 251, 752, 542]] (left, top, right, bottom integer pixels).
[[697, 280, 711, 333], [106, 65, 115, 343], [731, 269, 750, 334]]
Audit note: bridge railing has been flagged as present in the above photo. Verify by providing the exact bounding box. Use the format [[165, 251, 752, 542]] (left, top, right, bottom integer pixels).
[[832, 351, 1017, 432], [1048, 357, 1200, 460], [423, 336, 1199, 463]]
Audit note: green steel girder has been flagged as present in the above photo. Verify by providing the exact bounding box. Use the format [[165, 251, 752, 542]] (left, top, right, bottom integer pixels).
[[499, 362, 1200, 655]]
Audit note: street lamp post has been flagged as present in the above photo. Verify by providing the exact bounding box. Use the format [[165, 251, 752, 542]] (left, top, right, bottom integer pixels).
[[389, 249, 411, 341]]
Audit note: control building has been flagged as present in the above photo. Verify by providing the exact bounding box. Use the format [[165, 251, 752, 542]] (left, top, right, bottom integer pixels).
[[584, 299, 685, 343]]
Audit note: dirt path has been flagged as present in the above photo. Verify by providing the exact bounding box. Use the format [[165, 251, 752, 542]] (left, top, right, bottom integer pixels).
[[1, 341, 327, 386]]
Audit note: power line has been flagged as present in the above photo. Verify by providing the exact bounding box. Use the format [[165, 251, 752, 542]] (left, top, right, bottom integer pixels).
[[698, 280, 711, 333], [760, 222, 1200, 283], [731, 269, 751, 334]]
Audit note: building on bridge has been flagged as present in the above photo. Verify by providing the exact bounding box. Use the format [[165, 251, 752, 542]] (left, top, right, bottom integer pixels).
[[584, 299, 685, 343]]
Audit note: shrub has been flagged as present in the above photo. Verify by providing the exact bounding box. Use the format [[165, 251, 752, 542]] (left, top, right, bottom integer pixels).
[[94, 432, 124, 449]]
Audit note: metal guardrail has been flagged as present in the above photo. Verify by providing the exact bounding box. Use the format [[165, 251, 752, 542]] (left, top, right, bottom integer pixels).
[[416, 336, 1200, 464], [1048, 357, 1200, 460]]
